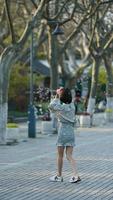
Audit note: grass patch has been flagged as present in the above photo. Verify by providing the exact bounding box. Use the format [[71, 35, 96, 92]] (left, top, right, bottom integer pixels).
[[7, 123, 19, 128]]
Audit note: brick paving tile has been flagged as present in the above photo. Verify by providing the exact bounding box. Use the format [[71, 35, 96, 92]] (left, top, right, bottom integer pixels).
[[0, 125, 113, 200]]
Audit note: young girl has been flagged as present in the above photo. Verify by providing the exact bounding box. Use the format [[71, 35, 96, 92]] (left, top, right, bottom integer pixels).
[[49, 88, 81, 183]]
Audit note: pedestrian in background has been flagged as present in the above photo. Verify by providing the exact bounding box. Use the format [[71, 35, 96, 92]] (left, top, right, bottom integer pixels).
[[49, 88, 81, 183]]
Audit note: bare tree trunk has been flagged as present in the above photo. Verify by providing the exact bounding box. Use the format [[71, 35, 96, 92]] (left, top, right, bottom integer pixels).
[[48, 32, 59, 91], [87, 57, 101, 114], [0, 47, 14, 144], [104, 56, 113, 122]]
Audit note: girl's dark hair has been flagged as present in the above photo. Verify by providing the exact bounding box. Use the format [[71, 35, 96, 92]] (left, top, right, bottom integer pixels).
[[60, 88, 72, 104]]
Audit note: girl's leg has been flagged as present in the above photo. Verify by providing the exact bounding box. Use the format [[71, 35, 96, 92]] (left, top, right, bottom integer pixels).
[[57, 146, 65, 177], [66, 146, 78, 177]]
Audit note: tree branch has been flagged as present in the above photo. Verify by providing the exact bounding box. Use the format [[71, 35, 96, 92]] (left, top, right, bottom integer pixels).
[[88, 13, 98, 51], [103, 34, 113, 50], [30, 0, 38, 9], [100, 0, 113, 5], [51, 0, 69, 20], [17, 0, 46, 48], [60, 1, 102, 54], [4, 0, 16, 43]]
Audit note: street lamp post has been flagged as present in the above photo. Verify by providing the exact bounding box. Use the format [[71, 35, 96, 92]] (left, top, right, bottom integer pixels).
[[28, 25, 36, 138]]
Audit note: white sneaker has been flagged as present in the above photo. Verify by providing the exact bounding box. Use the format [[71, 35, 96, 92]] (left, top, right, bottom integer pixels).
[[69, 176, 81, 183], [49, 175, 63, 182]]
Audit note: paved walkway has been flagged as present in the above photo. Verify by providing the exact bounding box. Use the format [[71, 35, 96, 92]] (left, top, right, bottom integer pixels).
[[0, 122, 113, 200]]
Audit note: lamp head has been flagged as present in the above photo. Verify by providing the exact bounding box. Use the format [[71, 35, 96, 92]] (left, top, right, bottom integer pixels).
[[52, 24, 64, 35]]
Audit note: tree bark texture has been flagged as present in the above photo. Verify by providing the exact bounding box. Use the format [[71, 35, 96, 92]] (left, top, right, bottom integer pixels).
[[48, 32, 59, 91], [0, 47, 14, 144], [104, 57, 113, 122], [104, 57, 113, 97], [0, 103, 8, 144], [87, 57, 101, 113]]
